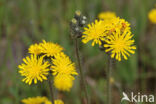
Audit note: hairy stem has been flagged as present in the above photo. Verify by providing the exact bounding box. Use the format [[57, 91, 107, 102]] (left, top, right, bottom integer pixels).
[[48, 76, 55, 104], [107, 56, 112, 104], [75, 38, 89, 104]]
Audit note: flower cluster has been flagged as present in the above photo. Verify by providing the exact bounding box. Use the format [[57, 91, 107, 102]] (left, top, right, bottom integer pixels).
[[18, 40, 78, 91], [21, 96, 64, 104], [82, 12, 136, 61], [148, 8, 156, 24]]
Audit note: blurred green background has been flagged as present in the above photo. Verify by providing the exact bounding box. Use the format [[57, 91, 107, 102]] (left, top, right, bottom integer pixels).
[[0, 0, 156, 104]]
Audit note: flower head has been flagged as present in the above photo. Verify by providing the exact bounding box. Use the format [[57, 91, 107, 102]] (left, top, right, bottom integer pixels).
[[54, 100, 64, 104], [54, 74, 74, 91], [51, 52, 78, 76], [21, 96, 64, 104], [40, 40, 63, 57], [21, 96, 49, 104], [28, 43, 41, 55], [102, 17, 130, 33], [148, 9, 156, 24], [18, 55, 50, 85], [82, 20, 106, 46], [45, 99, 64, 104], [104, 29, 136, 61], [45, 100, 52, 104], [98, 11, 116, 20]]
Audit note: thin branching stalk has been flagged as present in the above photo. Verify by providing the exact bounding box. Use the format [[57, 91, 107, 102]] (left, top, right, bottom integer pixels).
[[48, 76, 55, 104], [74, 38, 89, 104], [107, 56, 112, 104]]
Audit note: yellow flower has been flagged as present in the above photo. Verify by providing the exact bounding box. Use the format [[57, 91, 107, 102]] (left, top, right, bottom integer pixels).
[[82, 17, 131, 47], [45, 99, 64, 104], [51, 52, 78, 91], [148, 9, 156, 24], [54, 74, 74, 91], [51, 52, 78, 76], [18, 55, 50, 85], [82, 20, 106, 46], [102, 17, 135, 61], [45, 100, 52, 104], [28, 43, 41, 55], [98, 11, 116, 20], [54, 100, 64, 104], [104, 29, 136, 61], [21, 96, 64, 104], [102, 17, 130, 33], [40, 40, 63, 57], [21, 96, 49, 104]]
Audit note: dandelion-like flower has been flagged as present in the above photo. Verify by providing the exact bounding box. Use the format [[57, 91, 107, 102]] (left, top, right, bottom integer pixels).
[[54, 74, 74, 91], [51, 52, 78, 91], [21, 96, 49, 104], [18, 55, 50, 85], [98, 11, 116, 20], [82, 20, 106, 46], [21, 96, 64, 104], [51, 52, 78, 76], [148, 9, 156, 24], [45, 100, 52, 104], [40, 40, 63, 57], [104, 29, 136, 61], [45, 99, 64, 104], [28, 43, 41, 55], [102, 17, 131, 33], [54, 100, 64, 104]]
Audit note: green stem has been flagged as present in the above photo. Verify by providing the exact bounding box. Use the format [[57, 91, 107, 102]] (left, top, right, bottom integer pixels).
[[48, 76, 55, 104], [75, 38, 89, 104], [107, 56, 112, 104]]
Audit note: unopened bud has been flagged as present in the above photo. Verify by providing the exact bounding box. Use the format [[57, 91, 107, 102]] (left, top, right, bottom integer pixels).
[[82, 16, 87, 20], [71, 18, 77, 24], [81, 20, 86, 25], [75, 27, 79, 31], [75, 10, 81, 16]]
